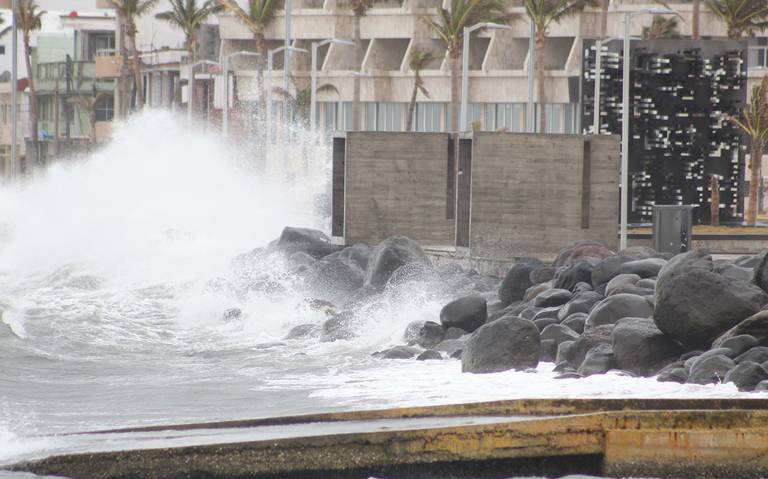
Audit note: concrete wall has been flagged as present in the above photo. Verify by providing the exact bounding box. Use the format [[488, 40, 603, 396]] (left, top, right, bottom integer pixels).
[[469, 132, 620, 258], [341, 131, 455, 246], [336, 131, 620, 258]]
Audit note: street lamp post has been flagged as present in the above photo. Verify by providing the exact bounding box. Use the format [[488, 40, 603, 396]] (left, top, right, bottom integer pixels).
[[311, 39, 354, 134], [267, 46, 308, 139], [527, 20, 535, 133], [222, 51, 260, 137], [460, 22, 512, 132], [187, 59, 220, 125], [619, 8, 675, 250], [10, 0, 17, 177]]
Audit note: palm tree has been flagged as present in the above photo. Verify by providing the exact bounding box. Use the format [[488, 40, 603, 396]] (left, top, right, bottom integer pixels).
[[218, 0, 279, 108], [706, 0, 768, 39], [642, 15, 681, 39], [67, 88, 110, 144], [156, 0, 222, 116], [272, 79, 338, 126], [424, 0, 511, 131], [729, 75, 768, 226], [17, 0, 44, 165], [524, 0, 597, 133], [108, 0, 159, 110], [405, 48, 434, 132]]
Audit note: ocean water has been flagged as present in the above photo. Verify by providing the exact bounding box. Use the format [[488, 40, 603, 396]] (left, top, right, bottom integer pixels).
[[0, 111, 760, 470]]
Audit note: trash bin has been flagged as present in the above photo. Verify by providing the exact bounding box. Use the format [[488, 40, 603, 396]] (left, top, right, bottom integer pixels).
[[652, 205, 695, 254]]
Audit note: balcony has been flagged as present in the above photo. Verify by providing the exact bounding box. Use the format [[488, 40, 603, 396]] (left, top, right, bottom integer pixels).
[[95, 49, 122, 78]]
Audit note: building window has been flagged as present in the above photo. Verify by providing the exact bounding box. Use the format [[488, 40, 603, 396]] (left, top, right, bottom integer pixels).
[[94, 95, 114, 122], [415, 102, 445, 132], [323, 102, 337, 131], [749, 46, 768, 69], [86, 32, 116, 61], [494, 103, 525, 132], [0, 46, 6, 55], [564, 103, 578, 134], [465, 103, 482, 130], [365, 102, 376, 130], [375, 102, 403, 131]]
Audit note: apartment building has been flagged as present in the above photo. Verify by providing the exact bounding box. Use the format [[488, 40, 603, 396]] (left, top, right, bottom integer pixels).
[[213, 0, 766, 134]]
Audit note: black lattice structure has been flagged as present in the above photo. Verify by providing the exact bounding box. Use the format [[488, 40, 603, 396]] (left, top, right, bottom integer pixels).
[[582, 39, 747, 225]]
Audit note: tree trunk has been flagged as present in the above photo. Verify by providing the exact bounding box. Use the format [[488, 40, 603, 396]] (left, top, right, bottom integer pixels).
[[710, 175, 720, 226], [127, 23, 144, 110], [90, 110, 97, 145], [188, 46, 195, 116], [450, 51, 460, 132], [255, 32, 266, 126], [23, 34, 38, 168], [405, 76, 419, 132], [600, 0, 609, 38], [535, 33, 546, 133], [748, 142, 763, 226], [692, 0, 700, 40], [352, 13, 362, 131]]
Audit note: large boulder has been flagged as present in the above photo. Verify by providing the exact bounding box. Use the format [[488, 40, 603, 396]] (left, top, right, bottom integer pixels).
[[656, 250, 713, 292], [715, 261, 753, 282], [440, 295, 487, 333], [577, 344, 616, 376], [712, 311, 768, 349], [554, 240, 615, 267], [365, 236, 431, 289], [275, 227, 339, 259], [461, 316, 540, 373], [687, 354, 735, 385], [321, 311, 356, 342], [724, 361, 768, 391], [618, 258, 666, 278], [655, 266, 768, 349], [557, 291, 603, 320], [585, 294, 654, 330], [323, 243, 372, 271], [754, 251, 768, 294], [605, 274, 641, 296], [304, 257, 364, 304], [736, 346, 768, 365], [533, 288, 572, 308], [567, 324, 614, 368], [591, 256, 627, 288], [540, 323, 580, 346], [498, 258, 544, 306], [612, 318, 684, 376]]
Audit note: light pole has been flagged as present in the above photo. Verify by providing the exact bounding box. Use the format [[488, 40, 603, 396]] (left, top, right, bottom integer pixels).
[[10, 0, 17, 177], [527, 20, 535, 133], [267, 46, 308, 139], [222, 51, 260, 137], [460, 22, 512, 132], [311, 39, 354, 133], [619, 8, 675, 250], [187, 59, 220, 124]]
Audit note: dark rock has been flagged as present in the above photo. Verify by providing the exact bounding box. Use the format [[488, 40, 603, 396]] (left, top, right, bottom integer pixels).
[[680, 350, 704, 361], [712, 311, 768, 349], [577, 344, 616, 376], [605, 274, 641, 296], [341, 284, 379, 309], [523, 283, 552, 303], [417, 350, 443, 361], [612, 285, 655, 297], [540, 339, 557, 362], [657, 367, 689, 384], [285, 323, 321, 339], [687, 354, 735, 385], [718, 334, 759, 357], [450, 349, 463, 359], [636, 278, 657, 290], [305, 257, 364, 304], [534, 317, 558, 331], [321, 311, 356, 342], [498, 258, 544, 306], [724, 361, 768, 391], [714, 261, 753, 282], [377, 345, 420, 359], [444, 327, 466, 340], [553, 362, 575, 373], [573, 282, 594, 294], [541, 323, 580, 346], [619, 258, 666, 278], [323, 243, 372, 271], [365, 236, 431, 289], [461, 316, 540, 373], [275, 227, 338, 259], [754, 251, 768, 294], [555, 372, 584, 379], [655, 260, 768, 349], [656, 250, 714, 291], [532, 307, 562, 321], [561, 313, 587, 334], [404, 320, 426, 343], [554, 240, 615, 267], [618, 246, 663, 261], [685, 348, 737, 370], [591, 256, 627, 288], [533, 288, 572, 308], [517, 306, 541, 320], [735, 252, 765, 269], [288, 251, 316, 272], [416, 321, 445, 349], [612, 318, 685, 376], [755, 380, 768, 392], [555, 340, 577, 367], [569, 325, 614, 368], [736, 346, 768, 364], [440, 294, 487, 333], [434, 339, 465, 356], [557, 291, 604, 320], [553, 258, 600, 292], [386, 262, 437, 289], [529, 265, 556, 285], [585, 294, 654, 331]]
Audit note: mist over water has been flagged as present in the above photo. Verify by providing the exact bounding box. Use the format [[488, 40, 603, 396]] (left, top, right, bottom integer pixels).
[[0, 110, 756, 468]]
